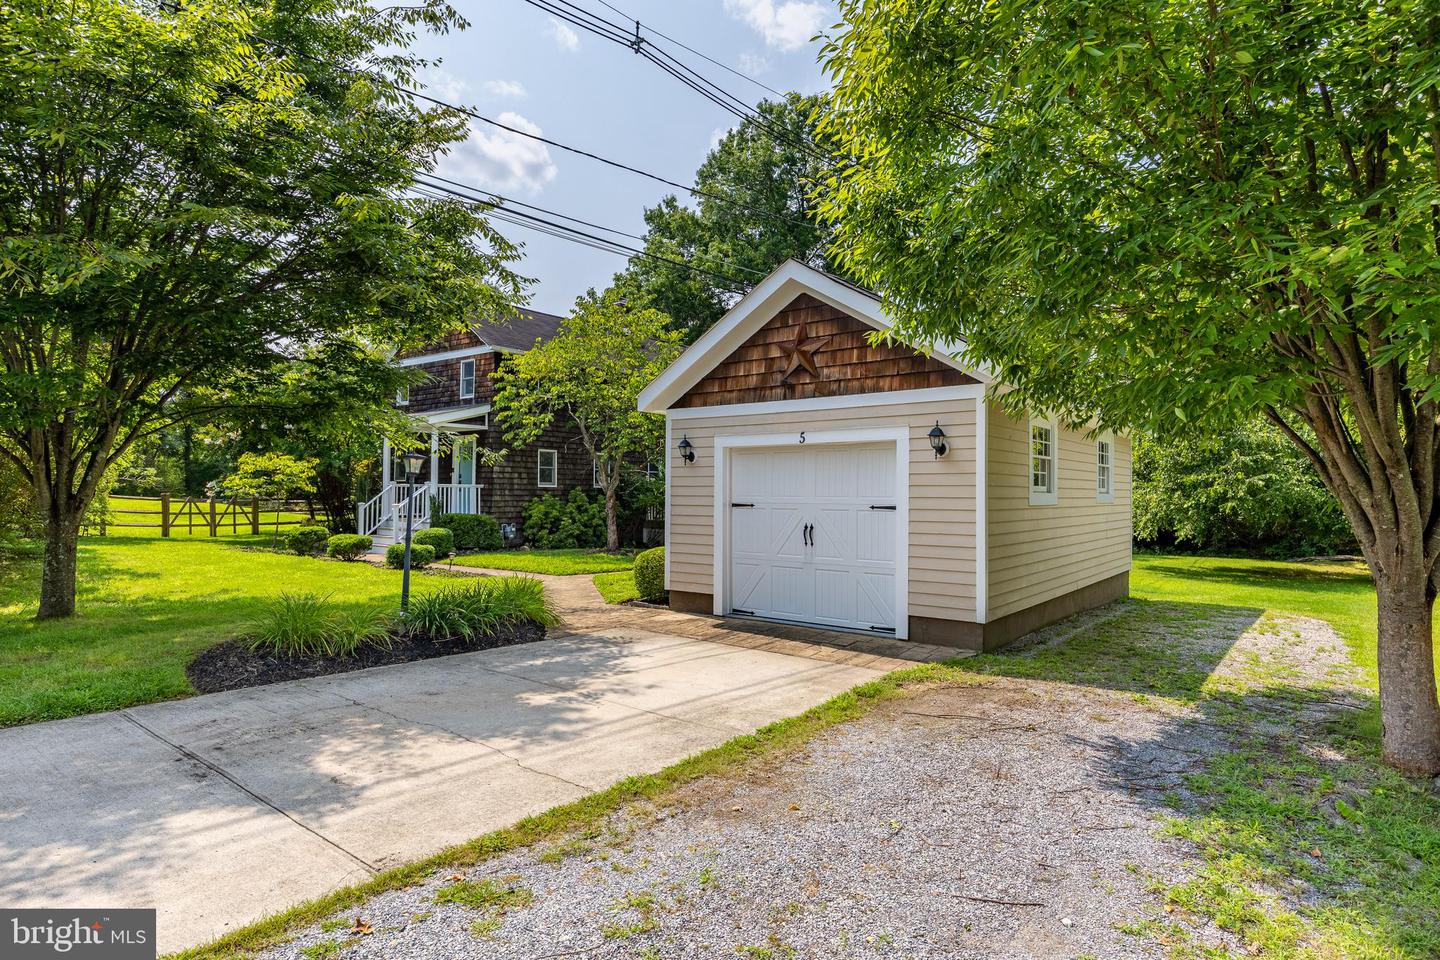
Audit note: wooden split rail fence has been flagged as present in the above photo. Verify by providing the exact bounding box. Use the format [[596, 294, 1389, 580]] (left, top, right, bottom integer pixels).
[[101, 494, 317, 537]]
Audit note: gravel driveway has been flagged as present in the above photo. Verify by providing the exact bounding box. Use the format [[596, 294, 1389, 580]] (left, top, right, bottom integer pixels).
[[262, 604, 1363, 960]]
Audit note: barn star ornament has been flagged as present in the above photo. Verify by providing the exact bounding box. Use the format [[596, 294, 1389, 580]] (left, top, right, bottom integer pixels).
[[779, 321, 830, 382]]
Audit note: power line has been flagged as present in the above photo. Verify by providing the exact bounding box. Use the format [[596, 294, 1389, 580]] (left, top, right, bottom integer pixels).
[[512, 0, 825, 160], [263, 39, 815, 228], [590, 0, 787, 98], [408, 177, 762, 289]]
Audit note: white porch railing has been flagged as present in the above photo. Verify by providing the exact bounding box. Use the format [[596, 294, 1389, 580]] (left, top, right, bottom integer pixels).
[[390, 485, 430, 542], [358, 483, 394, 536], [359, 482, 486, 537], [432, 483, 484, 516]]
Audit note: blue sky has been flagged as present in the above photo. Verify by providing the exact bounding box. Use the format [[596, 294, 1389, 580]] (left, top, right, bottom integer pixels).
[[412, 0, 834, 315]]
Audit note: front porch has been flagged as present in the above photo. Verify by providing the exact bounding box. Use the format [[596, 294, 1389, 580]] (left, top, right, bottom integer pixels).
[[358, 406, 490, 543]]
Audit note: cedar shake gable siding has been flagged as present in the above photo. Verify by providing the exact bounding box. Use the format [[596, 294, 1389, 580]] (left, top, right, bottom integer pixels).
[[397, 308, 564, 416], [675, 293, 977, 409]]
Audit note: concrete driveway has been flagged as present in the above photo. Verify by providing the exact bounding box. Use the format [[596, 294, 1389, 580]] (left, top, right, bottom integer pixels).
[[0, 625, 886, 953]]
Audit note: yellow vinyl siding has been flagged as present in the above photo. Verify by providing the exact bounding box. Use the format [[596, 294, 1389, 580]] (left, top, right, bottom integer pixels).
[[985, 406, 1132, 620], [666, 398, 978, 620]]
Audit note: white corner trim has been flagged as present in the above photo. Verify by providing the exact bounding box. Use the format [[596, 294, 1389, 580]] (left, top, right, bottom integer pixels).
[[663, 416, 672, 591], [637, 260, 993, 413], [666, 384, 985, 421], [710, 426, 910, 640], [396, 345, 495, 367], [975, 394, 988, 624]]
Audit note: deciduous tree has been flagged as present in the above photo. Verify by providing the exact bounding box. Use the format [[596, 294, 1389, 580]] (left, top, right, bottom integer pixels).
[[0, 0, 522, 617], [493, 291, 681, 551], [820, 0, 1440, 773]]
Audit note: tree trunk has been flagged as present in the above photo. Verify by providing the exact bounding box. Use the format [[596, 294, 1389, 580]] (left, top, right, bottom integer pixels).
[[1374, 569, 1440, 775], [604, 484, 620, 552], [37, 514, 81, 619]]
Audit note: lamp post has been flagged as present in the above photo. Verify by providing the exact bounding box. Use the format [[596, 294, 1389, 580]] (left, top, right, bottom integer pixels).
[[399, 450, 426, 612]]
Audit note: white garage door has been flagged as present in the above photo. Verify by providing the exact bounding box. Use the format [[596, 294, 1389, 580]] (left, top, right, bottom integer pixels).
[[728, 442, 898, 633]]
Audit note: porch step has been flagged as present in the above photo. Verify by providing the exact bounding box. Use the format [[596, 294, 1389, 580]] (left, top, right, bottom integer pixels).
[[364, 518, 430, 549]]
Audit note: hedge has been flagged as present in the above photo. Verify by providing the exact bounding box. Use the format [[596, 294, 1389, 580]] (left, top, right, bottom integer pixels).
[[633, 546, 665, 600], [325, 534, 373, 562], [385, 542, 436, 570], [436, 513, 503, 551], [285, 524, 330, 556], [413, 526, 454, 558]]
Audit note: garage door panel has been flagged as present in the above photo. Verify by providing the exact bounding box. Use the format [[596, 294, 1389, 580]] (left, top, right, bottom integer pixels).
[[727, 442, 899, 633], [767, 564, 814, 619], [856, 571, 896, 627], [812, 567, 857, 626], [731, 560, 769, 612], [812, 508, 854, 562], [855, 512, 895, 564]]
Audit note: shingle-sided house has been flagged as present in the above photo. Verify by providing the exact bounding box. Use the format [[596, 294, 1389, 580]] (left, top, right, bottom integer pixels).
[[637, 260, 1132, 652], [358, 309, 590, 545]]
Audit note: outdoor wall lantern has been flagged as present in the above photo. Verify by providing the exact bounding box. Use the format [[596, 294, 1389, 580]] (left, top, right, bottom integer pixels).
[[678, 435, 696, 464], [399, 450, 427, 612], [928, 422, 948, 459]]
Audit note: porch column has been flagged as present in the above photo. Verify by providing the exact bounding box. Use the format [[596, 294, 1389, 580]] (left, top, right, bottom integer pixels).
[[429, 429, 440, 500], [381, 437, 392, 489]]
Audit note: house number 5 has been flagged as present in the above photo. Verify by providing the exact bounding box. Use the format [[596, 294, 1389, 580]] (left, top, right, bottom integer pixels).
[[798, 431, 806, 444]]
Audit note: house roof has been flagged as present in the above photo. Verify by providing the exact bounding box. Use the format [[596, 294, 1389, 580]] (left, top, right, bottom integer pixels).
[[637, 259, 991, 413], [474, 307, 565, 352]]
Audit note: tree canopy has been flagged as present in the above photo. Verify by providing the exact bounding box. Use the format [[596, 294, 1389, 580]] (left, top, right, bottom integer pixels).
[[0, 0, 523, 615], [492, 290, 681, 551], [819, 0, 1440, 773], [617, 94, 843, 341]]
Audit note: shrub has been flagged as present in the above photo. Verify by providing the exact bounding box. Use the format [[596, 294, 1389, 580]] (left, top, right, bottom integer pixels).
[[436, 512, 503, 551], [523, 489, 605, 549], [245, 593, 393, 658], [386, 541, 437, 569], [1134, 420, 1354, 555], [285, 524, 330, 556], [325, 534, 373, 562], [633, 547, 665, 600], [413, 526, 454, 558], [402, 576, 560, 641]]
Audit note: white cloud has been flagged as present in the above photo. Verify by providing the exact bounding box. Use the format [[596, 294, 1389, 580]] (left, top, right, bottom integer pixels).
[[546, 16, 580, 51], [737, 52, 772, 76], [424, 69, 469, 102], [441, 112, 558, 196], [724, 0, 830, 51], [710, 126, 731, 149], [482, 79, 527, 99]]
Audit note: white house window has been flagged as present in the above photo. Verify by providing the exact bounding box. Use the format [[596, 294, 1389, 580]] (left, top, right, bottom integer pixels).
[[644, 461, 660, 479], [1097, 437, 1114, 501], [1029, 416, 1058, 505], [459, 359, 476, 400], [592, 458, 603, 488], [537, 449, 558, 488], [395, 385, 409, 406]]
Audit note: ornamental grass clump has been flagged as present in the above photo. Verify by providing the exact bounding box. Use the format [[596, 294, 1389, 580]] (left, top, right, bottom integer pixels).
[[402, 576, 558, 642], [246, 592, 394, 658]]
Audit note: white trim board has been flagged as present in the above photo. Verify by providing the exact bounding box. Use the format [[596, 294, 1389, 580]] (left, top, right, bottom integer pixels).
[[638, 260, 993, 413], [710, 426, 910, 640], [419, 403, 491, 427], [666, 384, 985, 421], [974, 394, 988, 624], [396, 345, 495, 367]]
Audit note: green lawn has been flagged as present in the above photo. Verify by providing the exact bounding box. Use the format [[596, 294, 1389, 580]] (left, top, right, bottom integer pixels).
[[995, 553, 1440, 960], [1132, 552, 1440, 683], [0, 535, 453, 726], [593, 570, 639, 604], [452, 548, 636, 576]]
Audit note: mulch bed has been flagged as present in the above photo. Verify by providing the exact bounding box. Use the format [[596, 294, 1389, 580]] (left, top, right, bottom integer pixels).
[[187, 622, 546, 694]]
